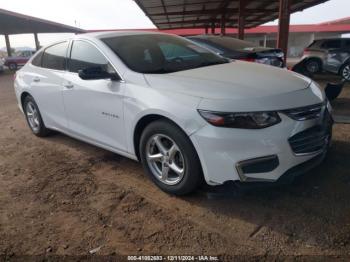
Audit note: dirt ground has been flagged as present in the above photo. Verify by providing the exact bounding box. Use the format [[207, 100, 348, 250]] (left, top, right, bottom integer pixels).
[[1, 72, 350, 260]]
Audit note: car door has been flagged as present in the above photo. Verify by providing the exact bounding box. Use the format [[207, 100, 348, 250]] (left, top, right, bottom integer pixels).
[[28, 41, 69, 130], [323, 39, 343, 73], [339, 39, 350, 67], [62, 39, 127, 151]]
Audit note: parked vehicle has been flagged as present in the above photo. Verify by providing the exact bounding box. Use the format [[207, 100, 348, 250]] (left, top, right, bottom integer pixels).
[[5, 50, 36, 71], [14, 32, 332, 195], [187, 35, 285, 68], [292, 59, 345, 101], [302, 38, 350, 80]]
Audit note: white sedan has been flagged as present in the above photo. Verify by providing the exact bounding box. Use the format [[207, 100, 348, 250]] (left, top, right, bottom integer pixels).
[[14, 32, 333, 195]]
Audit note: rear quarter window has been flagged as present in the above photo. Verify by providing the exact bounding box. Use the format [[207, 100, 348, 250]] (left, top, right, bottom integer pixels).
[[41, 42, 68, 71], [31, 51, 43, 67], [321, 40, 342, 49]]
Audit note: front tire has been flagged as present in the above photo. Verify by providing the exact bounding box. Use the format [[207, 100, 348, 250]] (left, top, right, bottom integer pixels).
[[23, 95, 50, 137], [304, 59, 322, 74], [139, 120, 202, 195]]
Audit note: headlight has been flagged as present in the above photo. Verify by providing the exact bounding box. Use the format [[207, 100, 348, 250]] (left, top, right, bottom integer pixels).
[[198, 110, 281, 129]]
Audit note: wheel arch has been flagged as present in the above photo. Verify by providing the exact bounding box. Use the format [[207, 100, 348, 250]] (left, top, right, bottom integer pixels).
[[304, 56, 323, 67], [20, 91, 32, 110], [133, 113, 206, 190], [133, 114, 181, 160]]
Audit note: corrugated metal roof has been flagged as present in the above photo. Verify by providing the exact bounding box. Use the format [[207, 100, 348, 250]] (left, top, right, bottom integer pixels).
[[134, 0, 330, 30], [0, 8, 85, 35], [88, 23, 350, 35]]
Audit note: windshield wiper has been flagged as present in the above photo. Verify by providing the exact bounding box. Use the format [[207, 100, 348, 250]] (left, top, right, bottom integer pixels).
[[143, 68, 173, 74]]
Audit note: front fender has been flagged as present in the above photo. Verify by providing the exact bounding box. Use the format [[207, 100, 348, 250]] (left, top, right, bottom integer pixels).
[[123, 83, 205, 156]]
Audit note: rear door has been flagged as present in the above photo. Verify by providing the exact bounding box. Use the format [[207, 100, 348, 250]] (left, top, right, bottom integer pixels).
[[323, 39, 343, 73], [62, 40, 127, 151], [28, 41, 69, 130]]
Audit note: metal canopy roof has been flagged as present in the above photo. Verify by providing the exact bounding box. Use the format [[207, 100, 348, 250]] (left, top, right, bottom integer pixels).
[[0, 8, 85, 35], [134, 0, 329, 30]]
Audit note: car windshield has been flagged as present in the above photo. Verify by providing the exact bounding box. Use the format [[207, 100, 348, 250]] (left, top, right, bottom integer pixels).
[[101, 34, 229, 74]]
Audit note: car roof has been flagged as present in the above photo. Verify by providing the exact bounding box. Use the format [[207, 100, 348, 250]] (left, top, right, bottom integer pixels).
[[314, 38, 350, 42], [77, 30, 172, 40], [36, 31, 179, 52]]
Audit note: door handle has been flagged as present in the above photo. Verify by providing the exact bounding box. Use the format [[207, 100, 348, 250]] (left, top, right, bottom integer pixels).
[[64, 83, 74, 89], [33, 77, 40, 82]]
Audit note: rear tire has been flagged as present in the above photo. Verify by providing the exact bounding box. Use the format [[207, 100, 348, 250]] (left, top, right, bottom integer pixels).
[[139, 120, 202, 195], [23, 95, 50, 137], [8, 63, 17, 71], [304, 59, 322, 74]]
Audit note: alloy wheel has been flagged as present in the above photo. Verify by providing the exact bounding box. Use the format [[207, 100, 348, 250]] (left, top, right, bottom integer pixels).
[[26, 101, 40, 132], [146, 134, 185, 186], [342, 65, 350, 80], [306, 61, 319, 74]]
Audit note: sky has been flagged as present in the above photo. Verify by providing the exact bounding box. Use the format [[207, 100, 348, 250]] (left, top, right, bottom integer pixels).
[[0, 0, 349, 48]]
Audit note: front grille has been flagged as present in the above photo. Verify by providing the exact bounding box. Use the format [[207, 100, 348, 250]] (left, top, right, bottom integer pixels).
[[282, 103, 324, 121], [288, 110, 332, 155]]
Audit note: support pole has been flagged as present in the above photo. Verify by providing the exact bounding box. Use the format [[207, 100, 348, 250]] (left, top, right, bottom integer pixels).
[[211, 22, 215, 34], [5, 34, 12, 57], [34, 33, 40, 51], [238, 0, 245, 40], [221, 15, 226, 35], [277, 0, 291, 61]]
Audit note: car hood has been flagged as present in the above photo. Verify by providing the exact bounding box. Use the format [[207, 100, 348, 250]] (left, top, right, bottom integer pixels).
[[145, 61, 311, 100]]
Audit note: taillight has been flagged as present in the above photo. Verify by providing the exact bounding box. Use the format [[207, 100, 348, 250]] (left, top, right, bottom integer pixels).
[[239, 58, 256, 62], [303, 49, 310, 56]]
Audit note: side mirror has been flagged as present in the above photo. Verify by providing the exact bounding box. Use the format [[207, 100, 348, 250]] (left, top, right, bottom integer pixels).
[[78, 67, 120, 81]]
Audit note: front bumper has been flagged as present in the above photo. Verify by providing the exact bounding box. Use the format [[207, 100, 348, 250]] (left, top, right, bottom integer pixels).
[[190, 110, 332, 186]]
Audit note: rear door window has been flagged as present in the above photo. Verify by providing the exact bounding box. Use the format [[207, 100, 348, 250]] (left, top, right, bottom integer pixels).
[[41, 42, 68, 71]]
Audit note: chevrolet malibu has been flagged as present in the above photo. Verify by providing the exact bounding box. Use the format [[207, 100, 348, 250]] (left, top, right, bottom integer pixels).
[[14, 32, 333, 195]]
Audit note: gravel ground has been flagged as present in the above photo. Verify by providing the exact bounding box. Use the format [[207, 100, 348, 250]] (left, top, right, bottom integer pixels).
[[1, 72, 350, 260]]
